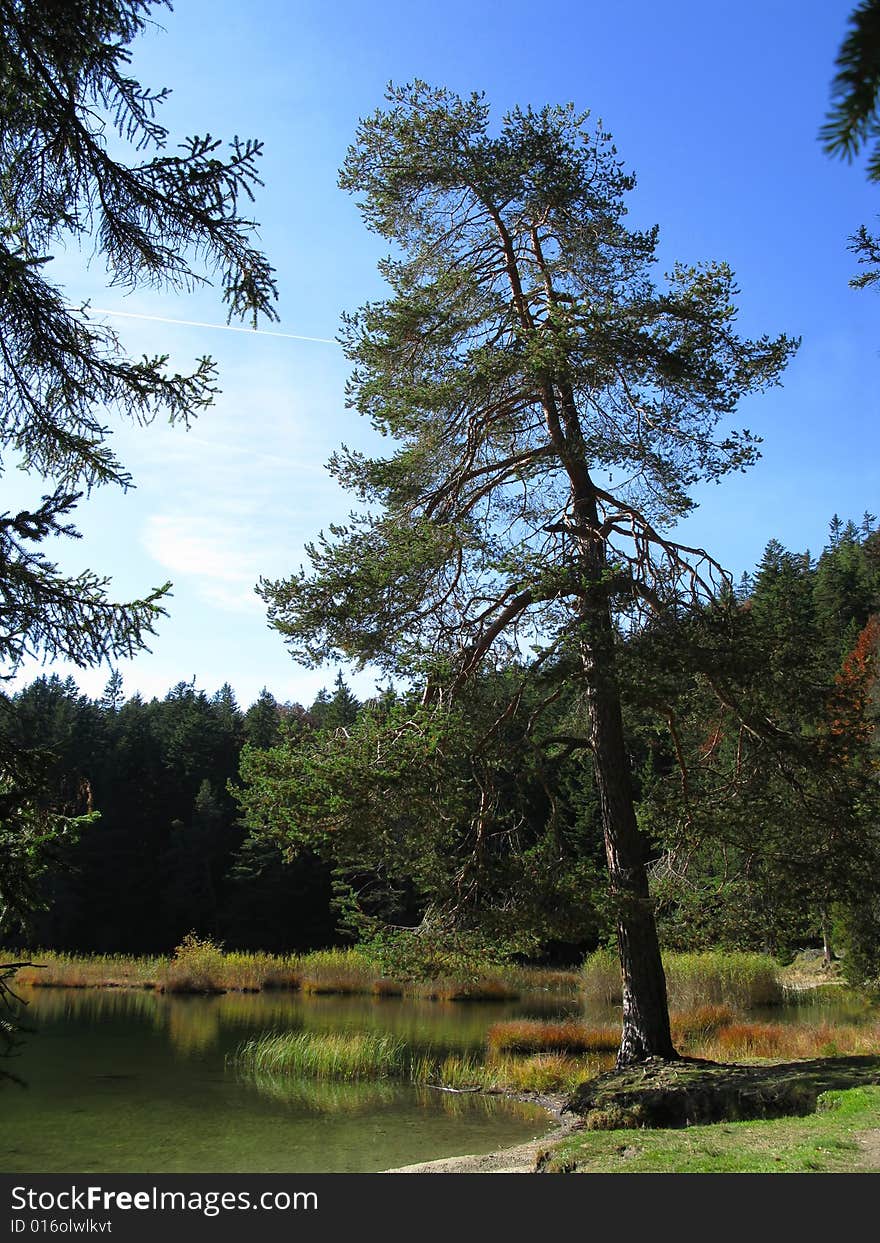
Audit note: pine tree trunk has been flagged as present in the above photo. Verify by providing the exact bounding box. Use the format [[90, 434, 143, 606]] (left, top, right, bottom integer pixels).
[[543, 381, 676, 1064], [581, 580, 677, 1066]]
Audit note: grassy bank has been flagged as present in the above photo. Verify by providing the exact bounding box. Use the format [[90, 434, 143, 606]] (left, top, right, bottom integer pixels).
[[4, 942, 580, 1003], [7, 942, 853, 1027], [538, 1082, 880, 1173], [8, 943, 797, 1006]]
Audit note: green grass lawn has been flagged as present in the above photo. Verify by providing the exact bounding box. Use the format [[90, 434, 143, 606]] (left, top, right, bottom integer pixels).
[[540, 1085, 880, 1173]]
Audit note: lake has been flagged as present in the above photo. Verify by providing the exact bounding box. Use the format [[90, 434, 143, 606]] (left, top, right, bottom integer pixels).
[[0, 986, 560, 1173]]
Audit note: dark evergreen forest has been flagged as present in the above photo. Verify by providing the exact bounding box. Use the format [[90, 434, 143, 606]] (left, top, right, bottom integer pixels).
[[1, 677, 343, 953]]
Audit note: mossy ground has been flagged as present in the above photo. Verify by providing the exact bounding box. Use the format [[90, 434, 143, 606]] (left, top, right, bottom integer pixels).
[[538, 1057, 880, 1172]]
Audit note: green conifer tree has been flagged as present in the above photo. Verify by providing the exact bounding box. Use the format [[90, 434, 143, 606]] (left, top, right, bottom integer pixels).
[[258, 84, 796, 1064]]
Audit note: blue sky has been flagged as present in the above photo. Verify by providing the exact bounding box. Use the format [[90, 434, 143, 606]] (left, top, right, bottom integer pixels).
[[7, 0, 879, 708]]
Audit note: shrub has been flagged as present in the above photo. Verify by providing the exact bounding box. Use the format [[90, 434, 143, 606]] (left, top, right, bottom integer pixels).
[[708, 1022, 787, 1058], [416, 1053, 485, 1089], [487, 1053, 594, 1093], [159, 933, 226, 994], [414, 975, 519, 1002], [221, 952, 301, 992], [410, 1051, 603, 1094]]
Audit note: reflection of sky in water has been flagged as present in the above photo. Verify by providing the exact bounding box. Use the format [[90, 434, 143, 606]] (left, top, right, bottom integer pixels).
[[0, 986, 551, 1173]]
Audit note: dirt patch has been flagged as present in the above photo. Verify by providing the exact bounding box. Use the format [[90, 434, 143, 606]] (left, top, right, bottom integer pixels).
[[857, 1128, 880, 1171]]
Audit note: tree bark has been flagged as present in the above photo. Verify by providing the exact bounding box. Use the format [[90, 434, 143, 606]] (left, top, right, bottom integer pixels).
[[577, 489, 677, 1066], [581, 605, 677, 1064]]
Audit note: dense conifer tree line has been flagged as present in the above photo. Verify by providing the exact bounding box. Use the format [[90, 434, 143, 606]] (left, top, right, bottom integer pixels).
[[2, 678, 335, 952]]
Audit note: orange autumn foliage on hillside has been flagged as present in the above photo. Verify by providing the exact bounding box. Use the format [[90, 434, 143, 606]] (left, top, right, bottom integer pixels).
[[826, 615, 880, 760]]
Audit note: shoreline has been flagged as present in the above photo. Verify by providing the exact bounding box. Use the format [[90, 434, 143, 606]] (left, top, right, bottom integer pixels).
[[384, 1090, 576, 1174], [384, 1089, 880, 1175]]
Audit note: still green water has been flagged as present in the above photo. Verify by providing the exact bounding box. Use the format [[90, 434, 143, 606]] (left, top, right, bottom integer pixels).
[[0, 987, 555, 1173]]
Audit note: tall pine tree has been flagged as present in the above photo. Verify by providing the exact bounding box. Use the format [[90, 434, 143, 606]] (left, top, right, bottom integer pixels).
[[259, 85, 796, 1063]]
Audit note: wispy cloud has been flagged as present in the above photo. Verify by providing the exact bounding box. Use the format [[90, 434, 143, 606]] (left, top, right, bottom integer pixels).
[[143, 514, 269, 614]]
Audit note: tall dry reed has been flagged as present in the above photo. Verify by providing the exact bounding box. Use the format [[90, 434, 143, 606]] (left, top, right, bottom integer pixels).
[[582, 949, 784, 1010]]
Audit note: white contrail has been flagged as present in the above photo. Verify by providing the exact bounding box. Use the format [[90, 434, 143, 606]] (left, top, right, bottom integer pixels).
[[80, 306, 337, 345]]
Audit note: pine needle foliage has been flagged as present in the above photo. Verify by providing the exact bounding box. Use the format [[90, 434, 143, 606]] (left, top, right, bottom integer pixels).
[[0, 0, 277, 672], [821, 2, 880, 287], [822, 0, 880, 177]]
